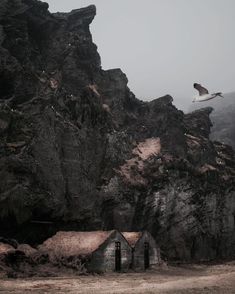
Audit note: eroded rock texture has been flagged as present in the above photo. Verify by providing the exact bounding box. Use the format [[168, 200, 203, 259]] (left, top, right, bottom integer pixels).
[[0, 0, 235, 261], [189, 92, 235, 149]]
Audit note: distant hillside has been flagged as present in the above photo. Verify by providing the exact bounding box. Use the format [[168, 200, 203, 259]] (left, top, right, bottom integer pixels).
[[188, 92, 235, 149]]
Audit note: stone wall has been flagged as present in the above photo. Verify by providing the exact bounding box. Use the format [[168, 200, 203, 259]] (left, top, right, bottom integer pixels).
[[88, 231, 132, 272], [133, 231, 160, 270]]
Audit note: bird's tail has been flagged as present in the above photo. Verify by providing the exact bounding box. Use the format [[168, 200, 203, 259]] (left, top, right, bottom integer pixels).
[[214, 92, 224, 98]]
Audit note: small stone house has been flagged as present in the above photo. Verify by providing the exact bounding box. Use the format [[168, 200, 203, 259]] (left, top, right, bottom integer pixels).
[[39, 230, 132, 272], [122, 231, 160, 270], [39, 230, 160, 272]]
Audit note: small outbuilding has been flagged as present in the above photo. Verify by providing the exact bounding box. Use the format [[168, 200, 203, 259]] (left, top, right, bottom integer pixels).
[[122, 231, 160, 270], [39, 230, 160, 272], [39, 230, 132, 272]]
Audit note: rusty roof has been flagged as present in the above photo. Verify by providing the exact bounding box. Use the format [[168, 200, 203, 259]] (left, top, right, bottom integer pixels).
[[122, 232, 142, 247], [39, 231, 114, 258]]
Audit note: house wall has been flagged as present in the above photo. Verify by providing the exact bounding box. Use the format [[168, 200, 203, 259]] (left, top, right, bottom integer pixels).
[[133, 231, 160, 270], [87, 231, 132, 272]]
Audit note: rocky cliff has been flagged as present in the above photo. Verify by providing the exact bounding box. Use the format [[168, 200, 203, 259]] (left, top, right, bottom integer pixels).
[[189, 92, 235, 149], [0, 0, 235, 261]]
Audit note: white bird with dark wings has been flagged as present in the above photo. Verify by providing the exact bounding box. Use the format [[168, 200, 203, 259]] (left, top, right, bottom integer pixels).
[[193, 83, 223, 102]]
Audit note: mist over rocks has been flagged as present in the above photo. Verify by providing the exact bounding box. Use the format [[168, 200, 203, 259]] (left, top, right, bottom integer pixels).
[[0, 0, 235, 262]]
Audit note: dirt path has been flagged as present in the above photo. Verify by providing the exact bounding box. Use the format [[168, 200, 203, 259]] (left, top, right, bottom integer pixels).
[[0, 263, 235, 293]]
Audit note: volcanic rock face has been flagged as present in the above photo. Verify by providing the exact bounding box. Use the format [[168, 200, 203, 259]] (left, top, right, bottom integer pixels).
[[189, 92, 235, 149], [0, 0, 235, 261]]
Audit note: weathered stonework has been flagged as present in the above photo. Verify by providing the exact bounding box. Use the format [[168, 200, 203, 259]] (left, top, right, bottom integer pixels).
[[88, 230, 132, 272]]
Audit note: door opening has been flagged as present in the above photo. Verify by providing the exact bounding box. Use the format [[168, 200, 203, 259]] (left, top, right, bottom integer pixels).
[[130, 247, 135, 269], [115, 241, 121, 271], [144, 242, 150, 269]]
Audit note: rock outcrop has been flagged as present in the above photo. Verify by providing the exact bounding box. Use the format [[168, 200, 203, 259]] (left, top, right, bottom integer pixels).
[[189, 92, 235, 149], [0, 0, 235, 261]]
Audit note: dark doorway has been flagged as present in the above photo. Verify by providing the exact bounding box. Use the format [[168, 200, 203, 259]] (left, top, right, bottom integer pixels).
[[115, 241, 121, 271], [130, 247, 135, 269], [144, 242, 150, 269]]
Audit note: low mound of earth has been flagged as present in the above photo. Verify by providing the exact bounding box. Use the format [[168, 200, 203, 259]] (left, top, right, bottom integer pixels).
[[0, 239, 86, 279], [0, 0, 235, 263]]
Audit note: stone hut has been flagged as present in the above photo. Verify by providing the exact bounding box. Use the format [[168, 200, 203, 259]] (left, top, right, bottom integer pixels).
[[39, 230, 132, 272], [122, 231, 160, 270]]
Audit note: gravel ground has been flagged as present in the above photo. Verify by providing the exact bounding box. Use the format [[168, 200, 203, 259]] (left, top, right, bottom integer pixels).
[[0, 262, 235, 293]]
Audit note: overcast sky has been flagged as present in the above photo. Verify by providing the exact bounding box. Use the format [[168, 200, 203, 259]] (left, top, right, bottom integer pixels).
[[46, 0, 235, 110]]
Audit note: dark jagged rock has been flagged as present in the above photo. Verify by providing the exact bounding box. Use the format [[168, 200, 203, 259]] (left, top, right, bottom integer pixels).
[[0, 237, 18, 248], [189, 92, 235, 149], [0, 0, 235, 262], [185, 107, 214, 138]]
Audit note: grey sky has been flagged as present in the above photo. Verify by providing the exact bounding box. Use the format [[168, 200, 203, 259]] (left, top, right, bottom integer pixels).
[[46, 0, 235, 110]]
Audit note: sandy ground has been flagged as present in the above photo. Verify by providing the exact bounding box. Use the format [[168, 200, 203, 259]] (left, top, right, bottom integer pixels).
[[0, 262, 235, 293]]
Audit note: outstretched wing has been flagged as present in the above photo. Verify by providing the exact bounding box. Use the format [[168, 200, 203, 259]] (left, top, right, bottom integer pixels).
[[193, 83, 209, 96]]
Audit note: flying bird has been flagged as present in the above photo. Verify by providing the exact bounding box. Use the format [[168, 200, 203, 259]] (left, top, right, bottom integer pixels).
[[192, 83, 223, 102]]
